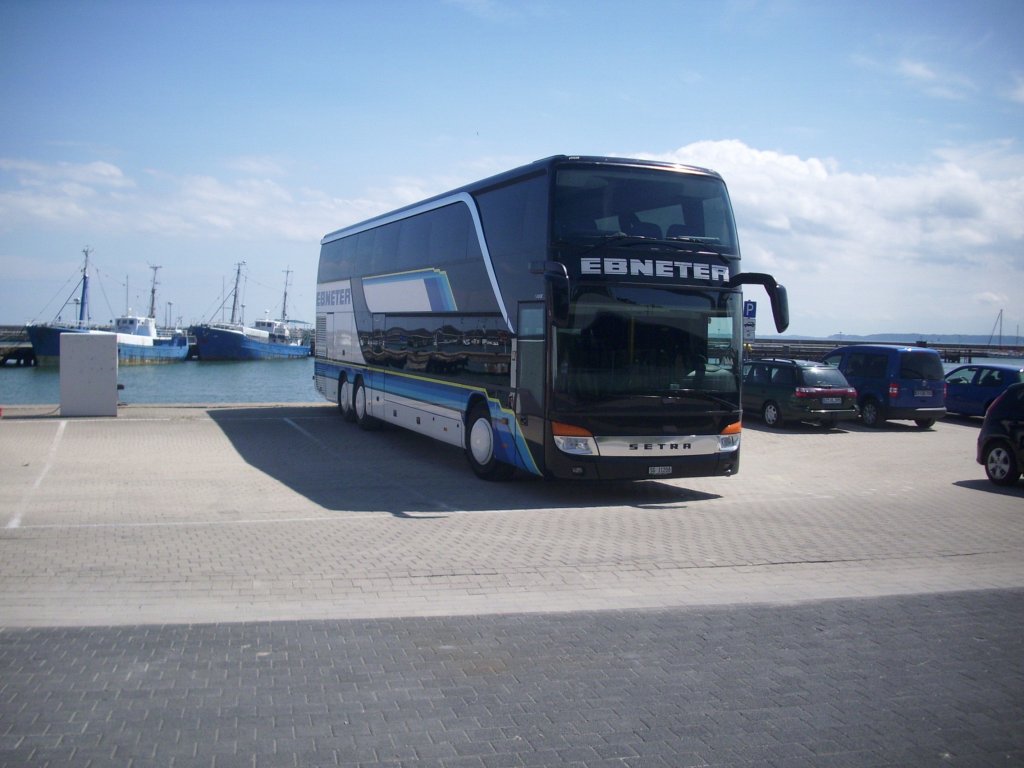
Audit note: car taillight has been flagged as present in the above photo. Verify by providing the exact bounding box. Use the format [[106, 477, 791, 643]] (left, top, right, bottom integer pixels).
[[888, 382, 899, 399]]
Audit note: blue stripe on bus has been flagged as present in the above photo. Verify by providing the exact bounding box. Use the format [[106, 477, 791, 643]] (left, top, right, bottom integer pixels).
[[315, 361, 542, 476]]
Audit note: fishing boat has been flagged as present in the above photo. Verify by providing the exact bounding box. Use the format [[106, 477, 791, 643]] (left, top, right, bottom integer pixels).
[[26, 248, 190, 366], [189, 264, 310, 361]]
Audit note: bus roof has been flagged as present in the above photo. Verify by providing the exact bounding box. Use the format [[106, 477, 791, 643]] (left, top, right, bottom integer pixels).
[[320, 155, 723, 245]]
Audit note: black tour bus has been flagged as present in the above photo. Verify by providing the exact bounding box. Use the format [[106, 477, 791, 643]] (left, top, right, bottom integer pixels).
[[315, 155, 788, 480]]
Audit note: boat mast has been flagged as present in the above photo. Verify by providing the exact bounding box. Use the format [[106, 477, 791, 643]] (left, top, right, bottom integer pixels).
[[78, 246, 92, 327], [229, 261, 245, 325], [147, 265, 161, 319], [988, 309, 1004, 348], [281, 268, 292, 323]]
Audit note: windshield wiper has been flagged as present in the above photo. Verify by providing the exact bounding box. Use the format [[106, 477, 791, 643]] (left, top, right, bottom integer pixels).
[[562, 232, 641, 257], [665, 235, 721, 245], [663, 389, 738, 409], [558, 233, 734, 261]]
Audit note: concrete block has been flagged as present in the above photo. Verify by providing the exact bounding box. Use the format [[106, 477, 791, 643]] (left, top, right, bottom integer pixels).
[[60, 333, 118, 417]]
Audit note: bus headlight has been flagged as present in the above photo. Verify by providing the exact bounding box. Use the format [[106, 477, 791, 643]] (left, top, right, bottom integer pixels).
[[718, 422, 741, 452], [552, 422, 599, 456]]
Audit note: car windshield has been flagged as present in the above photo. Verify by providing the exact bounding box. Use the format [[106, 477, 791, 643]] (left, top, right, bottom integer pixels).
[[802, 367, 850, 387]]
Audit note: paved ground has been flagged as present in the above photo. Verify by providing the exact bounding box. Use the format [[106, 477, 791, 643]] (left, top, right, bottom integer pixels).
[[1, 403, 1022, 766]]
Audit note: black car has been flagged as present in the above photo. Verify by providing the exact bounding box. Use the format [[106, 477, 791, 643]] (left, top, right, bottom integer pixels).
[[976, 382, 1024, 486], [742, 358, 859, 428]]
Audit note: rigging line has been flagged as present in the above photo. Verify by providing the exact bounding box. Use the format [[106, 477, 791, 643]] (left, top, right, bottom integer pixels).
[[92, 266, 118, 322], [202, 264, 251, 324], [53, 276, 87, 325], [30, 272, 78, 325]]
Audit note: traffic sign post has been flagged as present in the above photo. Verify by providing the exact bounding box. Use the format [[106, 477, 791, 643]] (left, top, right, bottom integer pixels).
[[743, 301, 756, 342]]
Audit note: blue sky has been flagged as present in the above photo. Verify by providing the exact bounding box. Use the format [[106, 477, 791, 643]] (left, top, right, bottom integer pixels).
[[1, 0, 1022, 339]]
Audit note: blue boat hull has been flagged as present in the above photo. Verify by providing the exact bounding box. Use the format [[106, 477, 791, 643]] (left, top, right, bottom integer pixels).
[[190, 325, 310, 361], [26, 325, 189, 366]]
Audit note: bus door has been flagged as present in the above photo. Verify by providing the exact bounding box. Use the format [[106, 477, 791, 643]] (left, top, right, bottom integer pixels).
[[514, 302, 546, 462]]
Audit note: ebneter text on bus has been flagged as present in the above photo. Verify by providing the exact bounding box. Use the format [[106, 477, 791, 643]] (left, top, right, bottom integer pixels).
[[315, 155, 788, 481]]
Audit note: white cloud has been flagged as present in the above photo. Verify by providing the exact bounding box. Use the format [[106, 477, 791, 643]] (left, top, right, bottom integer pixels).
[[854, 55, 976, 101], [641, 140, 1024, 336], [2, 143, 1022, 337], [224, 156, 289, 176], [0, 159, 134, 189]]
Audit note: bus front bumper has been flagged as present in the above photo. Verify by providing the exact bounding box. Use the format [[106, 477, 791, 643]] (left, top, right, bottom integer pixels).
[[543, 449, 740, 481]]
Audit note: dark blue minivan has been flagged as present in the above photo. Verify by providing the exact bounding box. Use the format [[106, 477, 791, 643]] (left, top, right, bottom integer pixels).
[[822, 344, 946, 428]]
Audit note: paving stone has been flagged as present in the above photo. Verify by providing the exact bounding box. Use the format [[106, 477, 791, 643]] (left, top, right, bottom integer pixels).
[[0, 591, 1021, 766]]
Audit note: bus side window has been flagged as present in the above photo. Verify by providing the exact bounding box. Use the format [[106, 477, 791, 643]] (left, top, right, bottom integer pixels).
[[429, 204, 471, 263], [396, 213, 431, 271], [373, 222, 399, 275], [355, 230, 377, 276]]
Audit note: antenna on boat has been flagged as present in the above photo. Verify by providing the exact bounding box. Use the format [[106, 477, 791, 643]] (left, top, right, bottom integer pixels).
[[147, 265, 162, 319]]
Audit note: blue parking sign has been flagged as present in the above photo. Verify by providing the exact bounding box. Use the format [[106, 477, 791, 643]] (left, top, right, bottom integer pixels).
[[743, 301, 757, 319]]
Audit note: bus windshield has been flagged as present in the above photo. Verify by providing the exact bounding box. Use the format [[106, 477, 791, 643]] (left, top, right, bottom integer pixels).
[[553, 285, 741, 405], [553, 165, 738, 252]]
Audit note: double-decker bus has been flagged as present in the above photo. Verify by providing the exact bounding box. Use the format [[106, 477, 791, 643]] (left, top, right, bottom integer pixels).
[[315, 155, 788, 481]]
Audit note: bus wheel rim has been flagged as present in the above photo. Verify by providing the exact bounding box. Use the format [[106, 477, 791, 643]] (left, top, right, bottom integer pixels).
[[470, 418, 493, 465]]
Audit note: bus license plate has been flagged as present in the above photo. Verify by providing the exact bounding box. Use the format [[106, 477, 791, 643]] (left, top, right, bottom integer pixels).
[[822, 397, 841, 405], [648, 466, 673, 476], [915, 389, 932, 398]]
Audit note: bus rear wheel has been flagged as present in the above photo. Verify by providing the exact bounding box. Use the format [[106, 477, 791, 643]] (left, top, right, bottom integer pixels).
[[339, 378, 356, 422], [465, 403, 513, 480], [354, 380, 377, 430]]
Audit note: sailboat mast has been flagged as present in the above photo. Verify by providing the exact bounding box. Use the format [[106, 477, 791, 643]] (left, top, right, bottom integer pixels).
[[147, 265, 161, 319], [78, 246, 92, 327], [988, 309, 1004, 348]]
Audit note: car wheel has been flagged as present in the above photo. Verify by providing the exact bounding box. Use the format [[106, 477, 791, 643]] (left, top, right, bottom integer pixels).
[[861, 399, 884, 428], [465, 403, 514, 480], [984, 440, 1022, 486], [762, 401, 782, 428], [914, 418, 936, 429]]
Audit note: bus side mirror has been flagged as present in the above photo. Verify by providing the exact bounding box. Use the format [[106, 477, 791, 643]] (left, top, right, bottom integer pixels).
[[727, 272, 790, 333], [531, 261, 571, 328]]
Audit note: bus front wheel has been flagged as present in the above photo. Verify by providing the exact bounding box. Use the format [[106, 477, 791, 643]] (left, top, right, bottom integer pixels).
[[465, 403, 513, 480]]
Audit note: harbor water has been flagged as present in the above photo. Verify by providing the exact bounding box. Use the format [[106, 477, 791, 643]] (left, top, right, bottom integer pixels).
[[3, 355, 1021, 407], [0, 357, 319, 405]]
